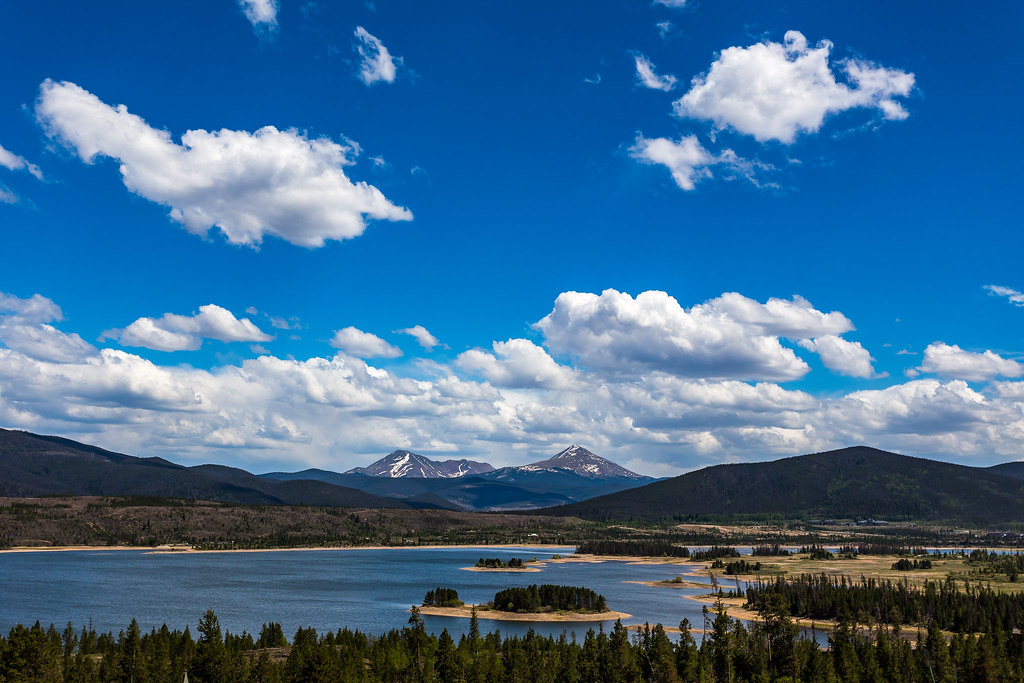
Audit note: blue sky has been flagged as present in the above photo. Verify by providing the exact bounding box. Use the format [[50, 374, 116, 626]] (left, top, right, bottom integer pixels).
[[1, 0, 1022, 475]]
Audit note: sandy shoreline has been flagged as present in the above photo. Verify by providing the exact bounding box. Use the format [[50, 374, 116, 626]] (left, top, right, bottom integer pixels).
[[417, 605, 631, 622], [627, 579, 708, 589], [461, 566, 543, 572]]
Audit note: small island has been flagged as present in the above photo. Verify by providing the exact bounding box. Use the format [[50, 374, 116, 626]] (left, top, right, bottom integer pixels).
[[630, 575, 707, 589], [417, 584, 630, 622], [462, 556, 542, 572]]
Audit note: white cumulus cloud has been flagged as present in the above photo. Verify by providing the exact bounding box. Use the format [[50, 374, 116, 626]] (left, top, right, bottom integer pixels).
[[330, 327, 402, 359], [634, 54, 678, 91], [4, 290, 1024, 472], [675, 30, 914, 143], [397, 325, 441, 350], [110, 304, 273, 352], [828, 379, 998, 448], [711, 292, 853, 338], [799, 335, 877, 378], [629, 134, 714, 190], [354, 27, 399, 85], [456, 339, 579, 389], [0, 292, 64, 323], [917, 342, 1024, 382], [35, 79, 412, 248], [535, 289, 812, 382], [0, 291, 96, 363]]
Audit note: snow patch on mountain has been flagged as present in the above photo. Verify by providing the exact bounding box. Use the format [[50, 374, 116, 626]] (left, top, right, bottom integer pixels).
[[346, 450, 494, 478], [346, 444, 643, 481], [527, 444, 645, 480]]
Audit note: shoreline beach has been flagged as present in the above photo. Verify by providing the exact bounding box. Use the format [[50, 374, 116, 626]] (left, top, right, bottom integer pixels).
[[417, 604, 631, 623]]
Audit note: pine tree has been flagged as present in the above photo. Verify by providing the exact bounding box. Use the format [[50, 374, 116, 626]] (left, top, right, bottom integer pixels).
[[436, 629, 461, 682]]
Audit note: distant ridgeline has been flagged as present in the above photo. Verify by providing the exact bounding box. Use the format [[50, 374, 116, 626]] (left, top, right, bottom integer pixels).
[[546, 445, 1024, 525]]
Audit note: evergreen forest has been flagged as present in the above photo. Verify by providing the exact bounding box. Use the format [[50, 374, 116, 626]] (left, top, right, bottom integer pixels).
[[4, 601, 1024, 682]]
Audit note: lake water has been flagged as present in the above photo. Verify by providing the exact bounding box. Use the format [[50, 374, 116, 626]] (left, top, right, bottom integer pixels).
[[0, 546, 742, 641]]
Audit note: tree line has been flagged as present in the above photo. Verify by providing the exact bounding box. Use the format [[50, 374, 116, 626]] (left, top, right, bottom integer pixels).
[[745, 573, 1024, 633], [490, 585, 607, 614], [475, 557, 525, 568], [422, 588, 463, 608], [710, 559, 763, 575], [575, 539, 691, 558], [690, 546, 741, 561], [966, 549, 1024, 582], [838, 543, 933, 556], [751, 544, 791, 556], [891, 558, 932, 571], [7, 600, 1024, 682]]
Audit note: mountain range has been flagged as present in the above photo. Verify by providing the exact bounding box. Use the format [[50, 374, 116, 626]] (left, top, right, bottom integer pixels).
[[263, 445, 654, 510], [344, 450, 494, 478], [6, 428, 1024, 524], [0, 429, 652, 512]]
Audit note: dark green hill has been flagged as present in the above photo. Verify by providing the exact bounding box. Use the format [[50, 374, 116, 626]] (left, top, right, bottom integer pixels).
[[544, 446, 1024, 525], [987, 461, 1024, 480], [0, 428, 410, 509]]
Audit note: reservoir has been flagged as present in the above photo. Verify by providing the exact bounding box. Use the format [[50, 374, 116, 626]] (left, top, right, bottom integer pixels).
[[0, 546, 737, 640]]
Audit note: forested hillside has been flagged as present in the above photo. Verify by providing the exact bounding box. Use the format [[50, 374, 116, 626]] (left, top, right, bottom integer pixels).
[[548, 446, 1024, 525], [0, 428, 408, 509]]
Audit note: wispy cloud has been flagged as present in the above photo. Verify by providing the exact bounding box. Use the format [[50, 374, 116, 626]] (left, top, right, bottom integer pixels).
[[634, 54, 677, 91], [354, 26, 399, 85], [985, 285, 1024, 307], [237, 0, 278, 31], [629, 134, 770, 191], [0, 142, 43, 180]]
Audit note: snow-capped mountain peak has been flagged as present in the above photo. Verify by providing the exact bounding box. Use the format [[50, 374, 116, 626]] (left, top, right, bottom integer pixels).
[[345, 445, 642, 482], [345, 450, 494, 478], [526, 445, 644, 480]]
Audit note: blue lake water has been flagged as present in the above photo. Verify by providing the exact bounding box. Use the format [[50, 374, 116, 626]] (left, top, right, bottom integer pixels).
[[0, 546, 737, 641]]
